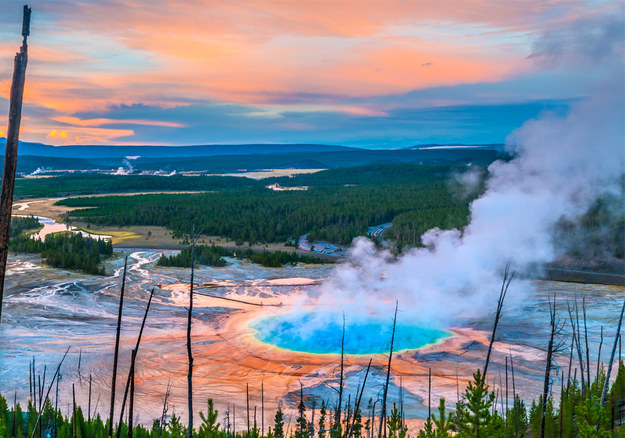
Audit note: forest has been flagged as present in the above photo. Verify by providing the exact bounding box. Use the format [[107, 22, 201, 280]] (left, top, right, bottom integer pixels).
[[55, 164, 475, 247], [8, 217, 113, 275], [14, 174, 259, 199], [157, 245, 330, 268], [0, 358, 622, 437]]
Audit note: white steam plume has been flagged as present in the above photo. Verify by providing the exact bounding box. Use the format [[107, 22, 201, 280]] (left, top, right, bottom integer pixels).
[[313, 24, 624, 326]]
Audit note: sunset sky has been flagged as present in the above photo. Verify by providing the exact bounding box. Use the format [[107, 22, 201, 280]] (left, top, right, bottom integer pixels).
[[0, 0, 622, 147]]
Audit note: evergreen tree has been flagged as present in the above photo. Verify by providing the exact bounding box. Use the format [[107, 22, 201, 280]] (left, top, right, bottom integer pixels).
[[199, 399, 221, 438], [274, 407, 285, 438], [453, 369, 496, 437]]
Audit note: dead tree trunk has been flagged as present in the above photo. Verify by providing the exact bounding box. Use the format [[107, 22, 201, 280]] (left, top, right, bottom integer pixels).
[[348, 358, 372, 438], [505, 356, 509, 416], [540, 295, 557, 438], [187, 226, 196, 438], [109, 256, 128, 438], [597, 326, 604, 379], [89, 374, 92, 422], [29, 347, 70, 438], [379, 302, 398, 438], [158, 380, 171, 438], [484, 260, 514, 377], [247, 383, 250, 435], [128, 352, 135, 438], [601, 297, 625, 406], [72, 384, 77, 438], [511, 355, 517, 438], [336, 314, 345, 436], [261, 381, 265, 436], [569, 300, 586, 399], [582, 297, 590, 391], [117, 287, 155, 437], [0, 4, 31, 323], [428, 368, 432, 420]]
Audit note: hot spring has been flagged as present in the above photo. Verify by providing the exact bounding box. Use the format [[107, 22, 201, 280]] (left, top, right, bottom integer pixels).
[[251, 312, 451, 355]]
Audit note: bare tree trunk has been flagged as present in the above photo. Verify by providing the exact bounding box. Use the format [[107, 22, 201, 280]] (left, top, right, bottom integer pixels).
[[511, 355, 517, 438], [0, 5, 31, 323], [559, 373, 564, 438], [247, 383, 250, 435], [72, 384, 77, 438], [262, 381, 265, 436], [378, 302, 398, 438], [348, 358, 372, 438], [540, 295, 557, 438], [505, 356, 509, 417], [109, 256, 128, 438], [158, 380, 171, 438], [128, 354, 135, 438], [568, 301, 586, 399], [567, 332, 574, 392], [187, 226, 196, 438], [597, 326, 604, 379], [428, 368, 431, 420], [117, 287, 155, 437], [29, 347, 70, 438], [484, 260, 514, 377], [582, 297, 590, 392], [336, 314, 345, 436], [601, 297, 625, 406], [89, 374, 92, 423]]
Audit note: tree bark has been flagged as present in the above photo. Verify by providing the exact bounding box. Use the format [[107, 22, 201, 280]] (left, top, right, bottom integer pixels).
[[109, 256, 128, 438], [0, 5, 31, 323]]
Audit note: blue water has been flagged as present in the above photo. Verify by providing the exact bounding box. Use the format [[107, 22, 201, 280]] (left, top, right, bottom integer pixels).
[[251, 312, 451, 355]]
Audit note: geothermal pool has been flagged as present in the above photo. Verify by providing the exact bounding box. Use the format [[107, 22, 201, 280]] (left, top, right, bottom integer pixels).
[[1, 250, 623, 432], [251, 312, 450, 355]]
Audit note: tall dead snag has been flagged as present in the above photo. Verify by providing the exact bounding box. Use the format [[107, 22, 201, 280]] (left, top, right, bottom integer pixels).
[[109, 256, 128, 438], [540, 295, 565, 438], [601, 297, 625, 406], [187, 225, 197, 438], [582, 297, 590, 391], [379, 302, 398, 438], [117, 287, 156, 437], [0, 4, 31, 323], [511, 354, 517, 438], [568, 300, 586, 399], [247, 383, 250, 435], [128, 350, 135, 438], [261, 381, 265, 436], [73, 384, 77, 438], [597, 326, 604, 379], [335, 313, 345, 436], [89, 374, 92, 422], [505, 356, 509, 417], [484, 260, 514, 377], [348, 358, 372, 438], [29, 346, 70, 438], [158, 380, 172, 438]]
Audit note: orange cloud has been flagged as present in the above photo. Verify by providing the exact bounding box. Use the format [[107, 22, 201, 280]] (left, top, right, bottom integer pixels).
[[0, 0, 615, 145]]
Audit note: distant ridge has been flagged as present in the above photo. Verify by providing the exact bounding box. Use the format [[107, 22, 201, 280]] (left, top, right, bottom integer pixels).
[[405, 143, 505, 151], [0, 138, 358, 159]]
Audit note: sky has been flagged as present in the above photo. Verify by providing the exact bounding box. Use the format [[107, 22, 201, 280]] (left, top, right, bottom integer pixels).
[[0, 0, 622, 148]]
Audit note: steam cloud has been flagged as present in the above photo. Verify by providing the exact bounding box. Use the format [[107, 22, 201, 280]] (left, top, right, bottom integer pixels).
[[311, 15, 625, 327]]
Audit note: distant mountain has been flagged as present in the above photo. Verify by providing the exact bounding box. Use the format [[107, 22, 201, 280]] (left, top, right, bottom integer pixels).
[[0, 138, 357, 158], [405, 143, 505, 151]]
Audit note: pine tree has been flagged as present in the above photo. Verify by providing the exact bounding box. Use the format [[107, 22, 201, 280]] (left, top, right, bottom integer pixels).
[[452, 369, 496, 437], [274, 407, 285, 438], [199, 399, 221, 438], [318, 401, 326, 438]]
